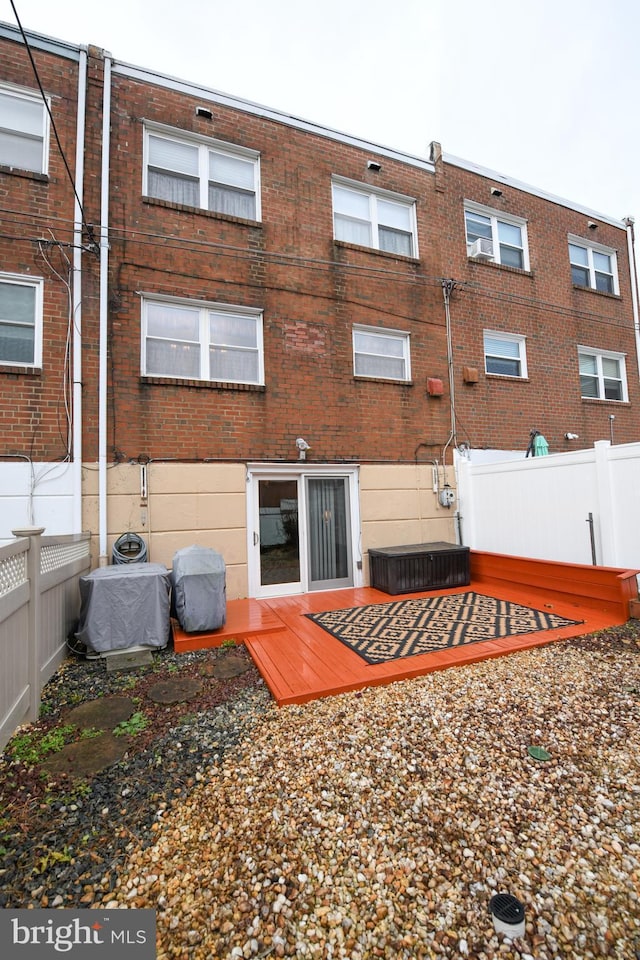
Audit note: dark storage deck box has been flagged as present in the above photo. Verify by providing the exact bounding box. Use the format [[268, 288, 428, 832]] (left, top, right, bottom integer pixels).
[[368, 542, 470, 595]]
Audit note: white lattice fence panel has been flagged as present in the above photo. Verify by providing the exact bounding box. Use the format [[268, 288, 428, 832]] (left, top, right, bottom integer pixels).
[[41, 540, 90, 575], [0, 551, 27, 599]]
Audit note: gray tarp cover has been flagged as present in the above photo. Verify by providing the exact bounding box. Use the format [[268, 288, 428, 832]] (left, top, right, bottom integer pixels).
[[172, 545, 226, 633], [76, 563, 171, 654]]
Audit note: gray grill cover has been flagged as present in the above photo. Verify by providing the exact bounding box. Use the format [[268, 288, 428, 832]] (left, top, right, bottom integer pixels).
[[76, 563, 171, 654], [171, 546, 226, 633]]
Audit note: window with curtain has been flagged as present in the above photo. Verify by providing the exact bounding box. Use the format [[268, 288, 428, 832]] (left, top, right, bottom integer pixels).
[[0, 85, 48, 174], [145, 128, 259, 220], [332, 180, 416, 257], [569, 238, 617, 294], [465, 202, 528, 269], [353, 325, 410, 381], [578, 347, 626, 401], [0, 274, 43, 366], [483, 331, 528, 378], [142, 297, 263, 384]]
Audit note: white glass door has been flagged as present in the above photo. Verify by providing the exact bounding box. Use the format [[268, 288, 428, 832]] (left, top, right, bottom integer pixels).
[[248, 466, 360, 598]]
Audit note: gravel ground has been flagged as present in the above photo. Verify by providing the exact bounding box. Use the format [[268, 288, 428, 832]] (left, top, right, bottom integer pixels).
[[1, 625, 639, 960]]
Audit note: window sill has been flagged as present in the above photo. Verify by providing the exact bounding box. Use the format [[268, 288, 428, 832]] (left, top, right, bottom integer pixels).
[[581, 396, 630, 406], [0, 164, 48, 182], [485, 373, 530, 383], [141, 376, 265, 392], [467, 257, 532, 277], [0, 364, 42, 376], [354, 375, 414, 386], [335, 240, 420, 264], [572, 284, 621, 300], [142, 196, 261, 228]]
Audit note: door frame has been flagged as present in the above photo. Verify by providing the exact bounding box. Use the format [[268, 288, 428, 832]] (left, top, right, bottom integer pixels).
[[246, 463, 363, 598]]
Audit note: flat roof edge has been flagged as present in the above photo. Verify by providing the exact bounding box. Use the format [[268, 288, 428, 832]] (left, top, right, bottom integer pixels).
[[112, 61, 436, 173], [0, 21, 84, 61], [443, 152, 627, 228]]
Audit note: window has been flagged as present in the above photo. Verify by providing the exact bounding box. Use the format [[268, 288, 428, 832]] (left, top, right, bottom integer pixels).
[[353, 325, 411, 381], [483, 331, 527, 378], [144, 126, 260, 220], [578, 347, 627, 401], [569, 237, 618, 294], [465, 202, 528, 269], [333, 180, 417, 257], [0, 274, 43, 367], [142, 297, 263, 384], [0, 84, 49, 174]]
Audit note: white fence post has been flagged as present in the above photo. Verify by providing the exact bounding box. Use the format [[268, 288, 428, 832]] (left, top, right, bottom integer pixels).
[[12, 526, 45, 722], [593, 441, 617, 567]]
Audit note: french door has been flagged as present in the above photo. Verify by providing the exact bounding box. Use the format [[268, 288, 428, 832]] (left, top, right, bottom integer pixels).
[[248, 466, 361, 598]]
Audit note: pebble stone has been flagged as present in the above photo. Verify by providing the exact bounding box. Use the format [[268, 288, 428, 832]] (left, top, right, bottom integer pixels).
[[94, 636, 640, 959]]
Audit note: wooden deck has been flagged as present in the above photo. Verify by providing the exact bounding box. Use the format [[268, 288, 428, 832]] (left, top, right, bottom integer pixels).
[[172, 552, 638, 705]]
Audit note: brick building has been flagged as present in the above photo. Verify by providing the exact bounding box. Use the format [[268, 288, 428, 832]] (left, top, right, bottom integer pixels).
[[1, 23, 638, 597]]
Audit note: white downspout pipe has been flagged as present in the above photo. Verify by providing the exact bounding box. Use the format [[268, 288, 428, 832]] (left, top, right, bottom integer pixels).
[[71, 48, 87, 534], [623, 216, 640, 380], [98, 54, 112, 565]]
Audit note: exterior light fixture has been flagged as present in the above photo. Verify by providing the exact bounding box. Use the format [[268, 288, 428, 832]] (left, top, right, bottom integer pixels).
[[296, 437, 311, 460], [588, 220, 598, 230], [491, 187, 503, 197]]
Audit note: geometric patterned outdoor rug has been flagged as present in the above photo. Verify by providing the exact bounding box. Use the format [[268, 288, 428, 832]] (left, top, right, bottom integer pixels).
[[306, 591, 582, 665]]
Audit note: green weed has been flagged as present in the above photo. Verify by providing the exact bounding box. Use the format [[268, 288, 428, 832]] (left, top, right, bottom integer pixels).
[[113, 712, 148, 737], [9, 724, 76, 765]]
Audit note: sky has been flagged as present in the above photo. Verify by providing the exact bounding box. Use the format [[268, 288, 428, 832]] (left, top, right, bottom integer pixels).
[[1, 0, 639, 225]]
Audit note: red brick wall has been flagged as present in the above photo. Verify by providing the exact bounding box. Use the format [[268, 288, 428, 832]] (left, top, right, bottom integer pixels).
[[435, 160, 639, 453], [100, 71, 450, 464], [1, 37, 637, 467], [0, 37, 83, 460]]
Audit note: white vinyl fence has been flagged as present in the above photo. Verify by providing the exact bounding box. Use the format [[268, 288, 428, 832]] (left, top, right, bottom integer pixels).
[[0, 527, 91, 752], [455, 440, 640, 573]]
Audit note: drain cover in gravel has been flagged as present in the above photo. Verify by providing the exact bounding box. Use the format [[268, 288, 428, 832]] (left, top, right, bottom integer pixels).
[[65, 697, 136, 730], [40, 733, 128, 777], [210, 655, 250, 679], [147, 678, 203, 704]]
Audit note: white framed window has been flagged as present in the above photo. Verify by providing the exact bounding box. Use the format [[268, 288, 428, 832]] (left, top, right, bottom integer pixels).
[[0, 83, 49, 174], [465, 201, 529, 270], [0, 273, 43, 367], [578, 346, 627, 401], [569, 237, 618, 294], [353, 325, 411, 381], [142, 296, 264, 385], [143, 125, 260, 220], [483, 330, 528, 378], [332, 179, 418, 257]]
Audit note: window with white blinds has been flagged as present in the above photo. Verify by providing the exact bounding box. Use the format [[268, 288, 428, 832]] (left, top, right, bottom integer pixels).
[[145, 127, 260, 220]]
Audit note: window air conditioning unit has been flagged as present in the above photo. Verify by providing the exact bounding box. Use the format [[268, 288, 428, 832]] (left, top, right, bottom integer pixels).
[[469, 237, 494, 260]]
